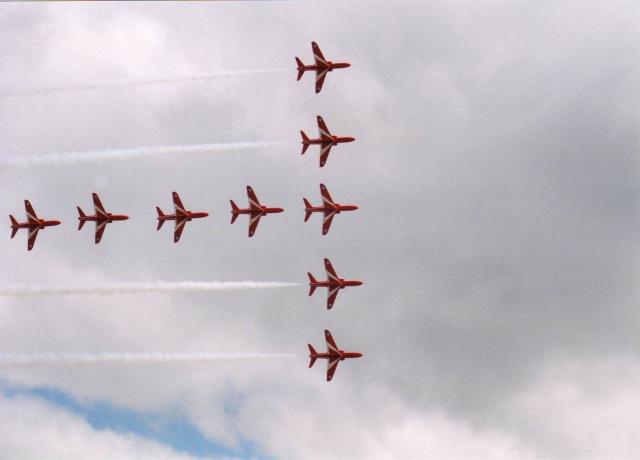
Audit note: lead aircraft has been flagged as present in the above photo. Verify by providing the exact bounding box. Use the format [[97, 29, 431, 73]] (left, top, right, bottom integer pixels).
[[230, 186, 284, 237], [9, 200, 61, 251], [300, 115, 355, 167], [295, 41, 351, 93], [308, 330, 363, 382], [156, 192, 209, 243], [303, 184, 358, 235], [308, 258, 363, 309], [77, 193, 129, 244]]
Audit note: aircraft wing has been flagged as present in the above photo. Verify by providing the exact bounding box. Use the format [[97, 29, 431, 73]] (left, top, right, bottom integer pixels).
[[317, 116, 332, 139], [326, 357, 340, 382], [172, 192, 187, 215], [324, 258, 339, 281], [322, 210, 336, 236], [248, 213, 262, 237], [27, 227, 39, 251], [24, 200, 39, 223], [92, 193, 108, 218], [325, 329, 340, 354], [327, 286, 340, 310], [319, 184, 335, 207], [95, 221, 108, 244], [174, 218, 187, 243], [246, 186, 262, 210], [312, 41, 327, 66], [315, 69, 329, 94], [319, 143, 333, 167]]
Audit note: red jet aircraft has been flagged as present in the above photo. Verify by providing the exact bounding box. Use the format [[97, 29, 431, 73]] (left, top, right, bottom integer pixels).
[[230, 186, 284, 237], [9, 200, 61, 251], [77, 193, 129, 244], [295, 41, 351, 93], [303, 184, 358, 235], [301, 116, 356, 167], [308, 330, 363, 382], [308, 258, 363, 309], [156, 192, 209, 243]]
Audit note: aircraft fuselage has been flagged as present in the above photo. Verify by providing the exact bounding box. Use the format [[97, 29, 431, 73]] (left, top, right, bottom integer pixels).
[[298, 61, 351, 73], [231, 206, 284, 216], [309, 350, 363, 361], [305, 204, 358, 214], [12, 219, 61, 230], [79, 213, 129, 223], [310, 278, 363, 289], [158, 211, 208, 221]]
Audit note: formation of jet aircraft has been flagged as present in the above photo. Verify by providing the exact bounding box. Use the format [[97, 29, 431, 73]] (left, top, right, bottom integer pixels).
[[308, 330, 363, 382], [308, 258, 363, 310], [301, 116, 355, 167], [78, 193, 129, 244], [7, 42, 362, 382], [230, 186, 284, 237], [296, 41, 351, 94], [303, 184, 359, 235]]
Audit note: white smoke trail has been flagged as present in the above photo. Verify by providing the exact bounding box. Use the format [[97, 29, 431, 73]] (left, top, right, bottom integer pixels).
[[0, 141, 287, 171], [0, 352, 297, 367], [0, 68, 289, 99], [0, 281, 299, 297]]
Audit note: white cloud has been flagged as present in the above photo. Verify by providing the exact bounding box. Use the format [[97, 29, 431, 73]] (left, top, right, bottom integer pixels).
[[0, 392, 213, 460]]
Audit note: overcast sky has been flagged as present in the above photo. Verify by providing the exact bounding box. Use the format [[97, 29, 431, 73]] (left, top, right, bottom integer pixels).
[[0, 1, 638, 459]]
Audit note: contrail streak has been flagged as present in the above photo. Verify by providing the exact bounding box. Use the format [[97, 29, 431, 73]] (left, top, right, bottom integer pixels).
[[0, 281, 299, 297], [0, 352, 297, 367], [0, 68, 289, 99], [0, 142, 287, 171]]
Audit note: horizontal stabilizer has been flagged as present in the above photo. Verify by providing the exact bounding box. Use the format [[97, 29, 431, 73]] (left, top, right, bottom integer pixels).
[[307, 273, 317, 296], [303, 198, 313, 222], [295, 58, 305, 81], [10, 227, 18, 239], [230, 201, 239, 224], [300, 131, 310, 155], [9, 215, 18, 226], [308, 344, 317, 368], [156, 208, 165, 231]]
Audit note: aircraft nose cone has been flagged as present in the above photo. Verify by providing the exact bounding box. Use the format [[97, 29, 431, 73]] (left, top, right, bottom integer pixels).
[[274, 208, 284, 213], [354, 281, 363, 286], [355, 352, 363, 358], [52, 220, 62, 226], [347, 137, 356, 143]]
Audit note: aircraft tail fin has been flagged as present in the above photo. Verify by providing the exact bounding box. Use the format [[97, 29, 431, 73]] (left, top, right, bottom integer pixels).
[[303, 198, 313, 222], [10, 216, 18, 238], [308, 344, 317, 368], [230, 201, 239, 224], [77, 207, 86, 230], [300, 131, 310, 155], [9, 216, 18, 238], [307, 273, 318, 296], [295, 58, 305, 81], [156, 207, 165, 231]]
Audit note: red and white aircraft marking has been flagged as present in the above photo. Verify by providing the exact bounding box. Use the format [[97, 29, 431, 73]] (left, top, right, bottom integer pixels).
[[77, 193, 129, 244], [300, 115, 356, 167], [295, 41, 351, 94], [303, 184, 358, 235], [230, 186, 284, 237], [308, 330, 363, 382], [308, 258, 363, 309], [9, 200, 61, 251], [156, 192, 209, 243]]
